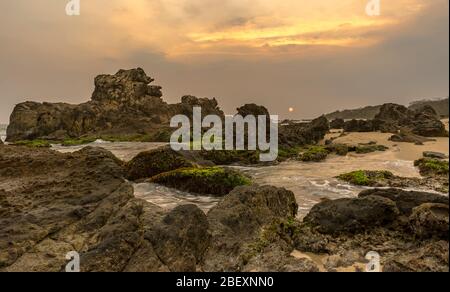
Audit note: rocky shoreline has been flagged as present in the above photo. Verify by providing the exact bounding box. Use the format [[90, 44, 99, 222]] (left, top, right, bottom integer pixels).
[[1, 68, 449, 272], [0, 144, 448, 272]]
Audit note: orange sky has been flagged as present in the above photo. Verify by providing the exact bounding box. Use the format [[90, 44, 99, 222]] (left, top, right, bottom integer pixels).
[[0, 0, 448, 122]]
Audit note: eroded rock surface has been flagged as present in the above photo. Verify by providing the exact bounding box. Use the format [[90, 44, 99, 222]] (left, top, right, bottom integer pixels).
[[6, 68, 224, 142], [0, 146, 310, 272], [343, 103, 448, 137]]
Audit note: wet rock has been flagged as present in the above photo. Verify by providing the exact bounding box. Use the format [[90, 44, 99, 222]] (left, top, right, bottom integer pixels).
[[242, 243, 320, 272], [423, 151, 448, 160], [325, 144, 348, 156], [294, 188, 449, 272], [279, 116, 329, 148], [147, 167, 252, 196], [358, 188, 449, 216], [414, 158, 449, 177], [330, 118, 345, 129], [389, 131, 435, 144], [203, 185, 298, 271], [299, 146, 329, 162], [383, 241, 449, 272], [303, 196, 400, 234], [409, 203, 449, 240], [147, 205, 211, 272], [354, 144, 388, 154], [337, 170, 394, 186], [337, 170, 448, 194], [0, 145, 209, 272], [126, 146, 194, 181]]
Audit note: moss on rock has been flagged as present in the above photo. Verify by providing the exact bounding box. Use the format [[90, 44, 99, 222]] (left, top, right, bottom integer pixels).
[[337, 170, 394, 186], [354, 144, 389, 154], [148, 167, 252, 196], [414, 158, 449, 177], [12, 139, 52, 148], [199, 150, 261, 165], [61, 137, 97, 146], [126, 147, 194, 181], [299, 146, 329, 162]]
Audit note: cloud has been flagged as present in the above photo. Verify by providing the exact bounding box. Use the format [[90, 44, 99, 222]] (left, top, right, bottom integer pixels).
[[0, 0, 448, 123]]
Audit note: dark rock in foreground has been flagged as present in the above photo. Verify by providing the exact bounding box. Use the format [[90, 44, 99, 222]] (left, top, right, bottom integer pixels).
[[358, 189, 449, 216], [0, 145, 310, 272], [295, 188, 449, 272], [203, 185, 319, 272], [303, 196, 400, 234]]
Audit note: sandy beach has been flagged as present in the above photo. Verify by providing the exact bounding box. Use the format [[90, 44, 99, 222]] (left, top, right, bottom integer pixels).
[[331, 131, 449, 161]]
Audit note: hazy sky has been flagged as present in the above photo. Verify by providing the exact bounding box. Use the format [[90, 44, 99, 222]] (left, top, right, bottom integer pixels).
[[0, 0, 448, 123]]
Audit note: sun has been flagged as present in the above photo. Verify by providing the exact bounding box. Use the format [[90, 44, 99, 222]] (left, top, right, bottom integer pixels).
[[289, 107, 295, 113]]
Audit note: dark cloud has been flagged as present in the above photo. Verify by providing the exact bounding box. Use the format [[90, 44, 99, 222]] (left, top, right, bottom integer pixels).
[[0, 0, 448, 123]]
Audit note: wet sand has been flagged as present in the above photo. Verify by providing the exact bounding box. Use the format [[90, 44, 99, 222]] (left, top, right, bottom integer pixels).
[[331, 131, 449, 161]]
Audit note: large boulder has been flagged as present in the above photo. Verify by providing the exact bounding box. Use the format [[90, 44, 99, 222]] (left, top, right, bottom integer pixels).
[[279, 116, 329, 148], [409, 203, 449, 240], [6, 68, 224, 142], [358, 188, 449, 216], [146, 205, 211, 272], [303, 196, 400, 234], [202, 185, 299, 271], [342, 103, 448, 137], [147, 167, 252, 196], [0, 145, 210, 272], [125, 146, 194, 181]]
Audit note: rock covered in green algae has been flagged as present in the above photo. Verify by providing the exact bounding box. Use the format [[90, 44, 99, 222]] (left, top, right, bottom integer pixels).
[[414, 158, 449, 177], [298, 146, 329, 162], [337, 170, 394, 186], [147, 167, 252, 196], [126, 146, 195, 181], [337, 170, 449, 194]]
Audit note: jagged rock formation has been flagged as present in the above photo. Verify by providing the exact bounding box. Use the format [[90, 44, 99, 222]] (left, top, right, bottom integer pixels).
[[409, 98, 449, 118], [0, 145, 312, 272], [295, 188, 449, 272], [6, 68, 224, 142], [342, 103, 448, 137], [329, 118, 345, 129], [279, 116, 330, 148], [325, 97, 449, 120]]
